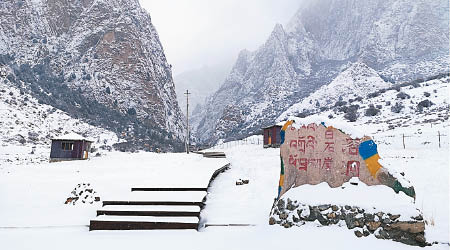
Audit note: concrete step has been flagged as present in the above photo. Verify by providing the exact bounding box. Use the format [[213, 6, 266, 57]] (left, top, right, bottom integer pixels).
[[131, 187, 207, 192], [202, 152, 226, 157], [97, 205, 201, 217], [97, 210, 200, 217], [110, 191, 207, 202], [90, 215, 199, 230], [100, 205, 201, 212], [102, 201, 204, 206]]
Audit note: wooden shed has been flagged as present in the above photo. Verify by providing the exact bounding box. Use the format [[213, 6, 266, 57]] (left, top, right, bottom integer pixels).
[[50, 133, 93, 162], [263, 123, 283, 148]]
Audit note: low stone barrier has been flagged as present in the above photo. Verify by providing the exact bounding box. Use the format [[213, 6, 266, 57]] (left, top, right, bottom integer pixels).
[[269, 198, 426, 246]]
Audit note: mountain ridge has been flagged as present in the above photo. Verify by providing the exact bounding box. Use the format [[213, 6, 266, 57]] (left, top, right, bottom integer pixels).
[[193, 0, 449, 145], [0, 0, 185, 151]]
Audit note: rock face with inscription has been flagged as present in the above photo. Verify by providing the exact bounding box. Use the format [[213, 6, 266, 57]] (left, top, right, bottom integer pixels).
[[271, 118, 422, 246], [277, 120, 415, 199]]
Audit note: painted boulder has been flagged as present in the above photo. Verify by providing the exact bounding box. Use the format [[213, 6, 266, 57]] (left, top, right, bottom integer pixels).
[[277, 120, 415, 199]]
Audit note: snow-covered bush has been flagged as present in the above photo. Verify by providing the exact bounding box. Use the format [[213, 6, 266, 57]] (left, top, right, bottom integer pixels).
[[396, 92, 410, 100], [365, 104, 380, 117], [344, 105, 359, 122], [391, 102, 404, 113]]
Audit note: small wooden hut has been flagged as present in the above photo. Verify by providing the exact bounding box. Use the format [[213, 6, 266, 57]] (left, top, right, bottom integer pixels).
[[50, 133, 93, 162], [263, 122, 283, 148]]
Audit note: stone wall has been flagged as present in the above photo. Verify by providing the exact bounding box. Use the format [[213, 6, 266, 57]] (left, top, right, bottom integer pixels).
[[269, 198, 427, 246]]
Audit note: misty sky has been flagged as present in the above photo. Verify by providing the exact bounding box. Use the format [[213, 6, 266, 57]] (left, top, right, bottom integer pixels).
[[139, 0, 301, 75]]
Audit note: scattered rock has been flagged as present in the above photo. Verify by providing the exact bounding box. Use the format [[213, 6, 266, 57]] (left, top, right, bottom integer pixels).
[[236, 178, 249, 185], [415, 234, 426, 244], [412, 215, 423, 221], [282, 221, 292, 228], [279, 212, 288, 220], [277, 199, 285, 211], [269, 217, 276, 225], [65, 183, 100, 205], [364, 213, 375, 222], [354, 230, 364, 237], [390, 214, 401, 221], [270, 200, 426, 246], [390, 222, 425, 234], [367, 221, 381, 231], [318, 204, 330, 211], [286, 199, 298, 211]]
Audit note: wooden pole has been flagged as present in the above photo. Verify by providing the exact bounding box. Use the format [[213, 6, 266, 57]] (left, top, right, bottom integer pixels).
[[402, 133, 405, 149], [438, 131, 441, 148], [184, 90, 191, 154]]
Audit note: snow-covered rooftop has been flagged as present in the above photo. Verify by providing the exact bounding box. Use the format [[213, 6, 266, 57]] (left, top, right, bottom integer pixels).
[[52, 132, 93, 142], [262, 121, 286, 129]]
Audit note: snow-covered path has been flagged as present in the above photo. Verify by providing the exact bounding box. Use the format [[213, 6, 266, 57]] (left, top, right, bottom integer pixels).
[[0, 152, 228, 228]]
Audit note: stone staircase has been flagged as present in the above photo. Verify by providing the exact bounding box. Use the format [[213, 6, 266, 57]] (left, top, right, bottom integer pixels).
[[89, 161, 229, 231]]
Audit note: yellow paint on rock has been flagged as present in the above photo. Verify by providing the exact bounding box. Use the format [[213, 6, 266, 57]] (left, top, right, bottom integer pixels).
[[364, 154, 382, 178], [279, 174, 285, 187], [282, 120, 294, 131]]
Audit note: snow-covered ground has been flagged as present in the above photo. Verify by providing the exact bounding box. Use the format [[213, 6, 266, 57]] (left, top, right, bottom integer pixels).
[[0, 152, 228, 228], [1, 125, 447, 249], [0, 75, 448, 249]]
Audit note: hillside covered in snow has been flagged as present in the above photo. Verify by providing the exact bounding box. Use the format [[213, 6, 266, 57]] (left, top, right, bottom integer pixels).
[[0, 0, 185, 151], [278, 74, 449, 130], [0, 78, 118, 166], [193, 0, 449, 145]]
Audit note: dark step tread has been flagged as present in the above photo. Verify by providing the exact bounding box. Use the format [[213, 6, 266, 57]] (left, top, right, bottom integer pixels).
[[89, 221, 198, 230], [131, 187, 207, 192], [97, 210, 200, 217], [102, 201, 204, 206]]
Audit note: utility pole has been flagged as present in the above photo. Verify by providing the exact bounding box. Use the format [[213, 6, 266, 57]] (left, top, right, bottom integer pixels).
[[184, 90, 191, 154]]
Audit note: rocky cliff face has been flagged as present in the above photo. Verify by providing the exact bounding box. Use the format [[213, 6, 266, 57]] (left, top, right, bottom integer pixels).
[[0, 0, 185, 151], [194, 0, 449, 144]]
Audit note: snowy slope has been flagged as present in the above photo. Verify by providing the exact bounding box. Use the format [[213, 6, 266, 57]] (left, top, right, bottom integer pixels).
[[280, 62, 392, 117], [0, 0, 185, 150], [193, 0, 449, 144], [279, 75, 449, 132], [0, 79, 118, 166]]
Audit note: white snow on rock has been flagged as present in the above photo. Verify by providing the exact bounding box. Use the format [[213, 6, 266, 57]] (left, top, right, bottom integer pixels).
[[279, 62, 392, 120], [281, 178, 419, 221], [281, 115, 366, 139]]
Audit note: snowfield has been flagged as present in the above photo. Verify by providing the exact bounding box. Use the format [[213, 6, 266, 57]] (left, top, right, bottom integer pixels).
[[0, 75, 448, 249], [0, 125, 448, 249]]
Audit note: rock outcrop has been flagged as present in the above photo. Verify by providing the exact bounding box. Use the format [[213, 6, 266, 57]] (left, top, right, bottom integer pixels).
[[193, 0, 449, 145], [0, 0, 185, 151]]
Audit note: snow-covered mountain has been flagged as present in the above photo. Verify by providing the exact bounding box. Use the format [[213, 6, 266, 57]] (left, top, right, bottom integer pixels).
[[279, 75, 449, 130], [193, 0, 449, 145], [0, 0, 185, 151], [174, 62, 233, 116], [0, 78, 118, 166]]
